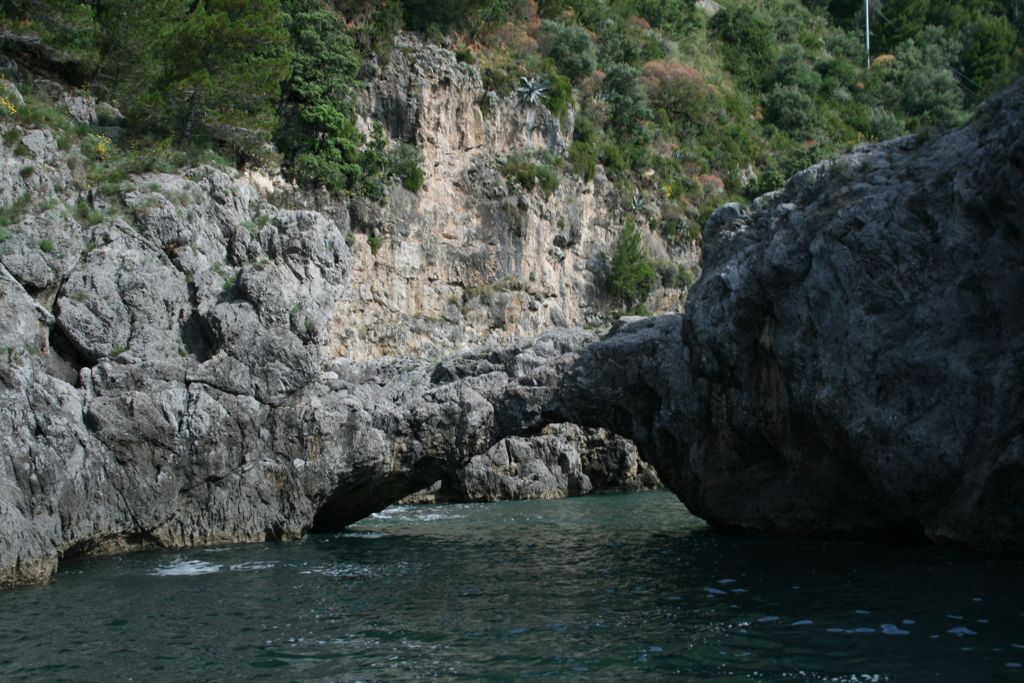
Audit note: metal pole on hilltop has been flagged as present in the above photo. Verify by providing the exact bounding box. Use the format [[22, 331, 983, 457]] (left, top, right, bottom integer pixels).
[[865, 0, 871, 69]]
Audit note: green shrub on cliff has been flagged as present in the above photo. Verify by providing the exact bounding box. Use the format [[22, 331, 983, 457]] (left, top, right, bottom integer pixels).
[[137, 0, 290, 164], [501, 155, 560, 197], [0, 0, 1018, 213], [277, 0, 364, 190], [607, 219, 658, 310], [540, 20, 597, 82]]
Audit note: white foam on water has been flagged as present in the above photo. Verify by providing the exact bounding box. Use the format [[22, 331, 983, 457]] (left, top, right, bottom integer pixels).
[[371, 506, 413, 519], [411, 512, 464, 521], [948, 626, 978, 636], [152, 559, 223, 576], [300, 563, 374, 578], [369, 506, 463, 523], [229, 562, 277, 572]]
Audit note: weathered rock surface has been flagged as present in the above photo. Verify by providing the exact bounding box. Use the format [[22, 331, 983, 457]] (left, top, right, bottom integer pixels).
[[0, 127, 595, 585], [1, 56, 1021, 589], [681, 82, 1024, 548], [315, 34, 697, 360], [402, 423, 660, 504], [559, 82, 1024, 551], [0, 64, 639, 588]]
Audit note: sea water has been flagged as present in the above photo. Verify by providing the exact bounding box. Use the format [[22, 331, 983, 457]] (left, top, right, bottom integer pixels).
[[1, 491, 1022, 681]]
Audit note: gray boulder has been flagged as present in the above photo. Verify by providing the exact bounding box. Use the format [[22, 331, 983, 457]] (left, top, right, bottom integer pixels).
[[404, 423, 659, 504]]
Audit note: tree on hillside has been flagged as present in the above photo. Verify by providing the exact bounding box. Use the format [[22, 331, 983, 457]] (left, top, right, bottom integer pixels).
[[276, 0, 364, 189], [875, 0, 931, 52], [959, 13, 1017, 85], [0, 0, 100, 60], [632, 0, 701, 38], [92, 0, 180, 97], [607, 218, 658, 310], [709, 5, 778, 85], [141, 0, 289, 163], [398, 0, 491, 32], [541, 20, 597, 82], [601, 63, 652, 140]]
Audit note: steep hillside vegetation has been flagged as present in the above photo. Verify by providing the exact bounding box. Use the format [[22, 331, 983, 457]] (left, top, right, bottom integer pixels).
[[1, 0, 1020, 314]]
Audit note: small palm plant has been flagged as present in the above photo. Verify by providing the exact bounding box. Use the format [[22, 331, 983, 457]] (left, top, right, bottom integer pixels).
[[631, 194, 647, 216], [516, 76, 548, 106]]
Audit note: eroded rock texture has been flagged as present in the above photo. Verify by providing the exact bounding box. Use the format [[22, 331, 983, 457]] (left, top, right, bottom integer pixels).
[[324, 34, 698, 359], [1, 64, 1021, 587], [402, 423, 660, 504], [605, 81, 1023, 549]]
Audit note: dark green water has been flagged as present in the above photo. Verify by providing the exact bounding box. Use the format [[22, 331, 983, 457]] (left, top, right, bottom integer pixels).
[[1, 491, 1022, 681]]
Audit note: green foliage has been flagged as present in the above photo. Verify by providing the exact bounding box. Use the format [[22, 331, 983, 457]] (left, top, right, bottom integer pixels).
[[1, 0, 1016, 231], [538, 63, 575, 118], [367, 235, 383, 254], [765, 84, 818, 135], [959, 14, 1017, 85], [875, 0, 931, 52], [389, 142, 426, 192], [657, 261, 695, 290], [641, 60, 719, 135], [8, 93, 83, 135], [0, 0, 100, 64], [352, 123, 426, 199], [501, 155, 560, 196], [277, 0, 364, 190], [38, 238, 54, 253], [601, 63, 652, 140], [710, 6, 779, 85], [768, 44, 821, 93], [541, 20, 597, 82], [569, 140, 598, 180], [91, 0, 179, 100], [607, 218, 657, 309], [632, 0, 701, 38], [74, 200, 104, 227], [863, 30, 970, 130], [398, 0, 532, 33], [863, 107, 906, 141], [0, 194, 30, 227], [139, 0, 290, 163]]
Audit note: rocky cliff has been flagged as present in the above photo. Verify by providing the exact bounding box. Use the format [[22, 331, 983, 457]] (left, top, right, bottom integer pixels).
[[559, 80, 1024, 550], [0, 45, 1021, 587], [0, 111, 597, 584], [317, 35, 696, 360]]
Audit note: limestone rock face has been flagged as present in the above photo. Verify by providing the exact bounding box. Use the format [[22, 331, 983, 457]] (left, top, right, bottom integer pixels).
[[679, 83, 1024, 548], [0, 116, 596, 584], [1, 52, 1021, 589], [403, 423, 660, 504], [324, 34, 696, 360]]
